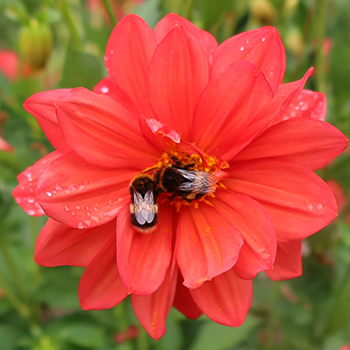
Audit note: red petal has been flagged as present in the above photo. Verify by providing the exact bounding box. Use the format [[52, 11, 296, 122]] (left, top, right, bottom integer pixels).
[[212, 26, 286, 94], [12, 151, 62, 216], [56, 88, 158, 170], [79, 236, 128, 310], [192, 61, 273, 156], [176, 200, 244, 289], [173, 273, 202, 319], [235, 118, 348, 170], [274, 90, 327, 124], [117, 204, 173, 295], [154, 13, 218, 63], [131, 259, 178, 340], [93, 77, 140, 116], [148, 25, 209, 140], [226, 160, 338, 241], [23, 89, 71, 152], [36, 152, 131, 228], [265, 240, 302, 281], [215, 191, 276, 280], [105, 14, 156, 119], [35, 218, 115, 267], [190, 268, 253, 326]]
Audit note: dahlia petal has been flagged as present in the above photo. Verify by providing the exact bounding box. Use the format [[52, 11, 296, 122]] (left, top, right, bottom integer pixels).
[[173, 274, 202, 319], [12, 151, 62, 216], [176, 200, 244, 289], [246, 68, 314, 136], [154, 13, 218, 63], [79, 236, 128, 310], [56, 88, 158, 169], [274, 90, 327, 125], [215, 191, 276, 280], [192, 61, 273, 157], [23, 89, 71, 152], [148, 25, 209, 140], [93, 77, 140, 116], [36, 152, 131, 228], [117, 204, 173, 295], [226, 160, 338, 241], [105, 14, 156, 119], [190, 268, 253, 326], [212, 26, 286, 93], [265, 240, 302, 281], [235, 119, 348, 170], [35, 218, 115, 267], [131, 259, 178, 340]]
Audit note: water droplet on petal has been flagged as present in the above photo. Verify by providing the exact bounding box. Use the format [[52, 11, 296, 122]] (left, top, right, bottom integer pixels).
[[316, 203, 324, 210], [27, 198, 34, 203], [262, 37, 266, 42], [84, 220, 91, 227], [240, 46, 244, 51], [300, 103, 309, 111], [28, 210, 36, 215], [91, 216, 100, 224], [15, 198, 22, 204], [64, 205, 69, 212], [45, 192, 52, 197], [246, 39, 250, 44], [76, 206, 81, 210], [77, 222, 84, 229], [85, 206, 90, 211]]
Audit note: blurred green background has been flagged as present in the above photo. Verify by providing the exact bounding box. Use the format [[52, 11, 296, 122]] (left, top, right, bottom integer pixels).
[[0, 0, 350, 349]]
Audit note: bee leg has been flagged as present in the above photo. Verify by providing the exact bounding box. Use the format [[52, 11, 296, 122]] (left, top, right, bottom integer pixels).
[[179, 192, 192, 203], [182, 163, 195, 170]]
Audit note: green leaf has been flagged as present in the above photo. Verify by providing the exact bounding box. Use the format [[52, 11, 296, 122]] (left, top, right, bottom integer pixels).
[[0, 324, 19, 350], [190, 316, 260, 350], [59, 45, 105, 90]]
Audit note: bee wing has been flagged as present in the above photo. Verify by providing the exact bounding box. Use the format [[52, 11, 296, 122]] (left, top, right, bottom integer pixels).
[[176, 169, 219, 194], [133, 190, 157, 224]]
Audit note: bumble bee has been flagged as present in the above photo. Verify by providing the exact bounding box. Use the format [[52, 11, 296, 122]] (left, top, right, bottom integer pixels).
[[129, 174, 158, 233], [154, 158, 219, 202]]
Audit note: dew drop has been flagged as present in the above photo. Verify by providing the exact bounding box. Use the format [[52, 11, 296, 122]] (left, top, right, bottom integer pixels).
[[240, 46, 244, 51], [87, 212, 91, 216], [85, 206, 90, 211], [64, 205, 69, 212], [110, 50, 114, 55], [246, 39, 250, 44], [55, 184, 63, 191], [15, 198, 22, 204], [91, 216, 100, 224], [101, 86, 109, 93], [27, 197, 34, 203], [316, 203, 324, 210], [45, 192, 52, 197], [300, 103, 309, 111], [306, 203, 314, 211], [77, 222, 84, 229], [71, 212, 75, 216], [290, 111, 296, 117], [28, 210, 36, 216], [262, 37, 266, 42], [76, 205, 81, 210], [84, 220, 91, 227], [94, 208, 98, 212]]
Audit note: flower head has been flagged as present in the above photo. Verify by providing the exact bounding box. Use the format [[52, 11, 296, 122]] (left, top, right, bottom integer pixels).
[[13, 14, 348, 339]]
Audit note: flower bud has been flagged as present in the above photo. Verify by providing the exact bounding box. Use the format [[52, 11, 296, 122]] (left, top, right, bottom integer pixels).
[[250, 0, 276, 25], [19, 19, 53, 70]]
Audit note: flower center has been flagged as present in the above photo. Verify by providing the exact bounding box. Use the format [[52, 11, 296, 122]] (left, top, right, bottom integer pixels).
[[145, 148, 228, 211]]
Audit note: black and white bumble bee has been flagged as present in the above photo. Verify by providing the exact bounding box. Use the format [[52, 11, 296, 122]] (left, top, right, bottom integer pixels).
[[129, 174, 158, 233]]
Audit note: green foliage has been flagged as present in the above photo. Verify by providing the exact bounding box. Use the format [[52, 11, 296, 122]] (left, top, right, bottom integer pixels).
[[0, 0, 350, 349]]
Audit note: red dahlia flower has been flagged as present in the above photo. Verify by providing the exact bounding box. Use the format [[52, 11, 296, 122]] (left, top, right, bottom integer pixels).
[[13, 14, 348, 339]]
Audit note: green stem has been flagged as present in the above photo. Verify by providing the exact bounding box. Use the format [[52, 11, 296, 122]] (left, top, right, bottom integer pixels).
[[315, 0, 327, 92], [0, 227, 29, 303], [183, 0, 196, 21], [59, 0, 83, 50], [101, 0, 118, 27], [136, 326, 149, 350], [0, 270, 30, 318]]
